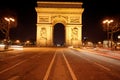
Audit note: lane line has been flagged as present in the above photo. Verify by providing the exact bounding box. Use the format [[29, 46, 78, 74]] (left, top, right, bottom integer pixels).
[[0, 54, 39, 74], [8, 76, 20, 80], [43, 51, 56, 80], [0, 60, 27, 74], [94, 62, 111, 71], [62, 52, 77, 80]]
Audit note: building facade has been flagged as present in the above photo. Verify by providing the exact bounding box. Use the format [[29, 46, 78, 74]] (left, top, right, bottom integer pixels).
[[35, 1, 84, 47]]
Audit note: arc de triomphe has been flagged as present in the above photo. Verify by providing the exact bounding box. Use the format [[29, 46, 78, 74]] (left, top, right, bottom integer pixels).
[[35, 1, 84, 47]]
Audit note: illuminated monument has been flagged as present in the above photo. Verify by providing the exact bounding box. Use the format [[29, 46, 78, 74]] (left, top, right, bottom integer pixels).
[[35, 1, 84, 47]]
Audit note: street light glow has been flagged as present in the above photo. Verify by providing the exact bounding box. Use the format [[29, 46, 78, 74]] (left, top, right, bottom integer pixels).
[[4, 17, 15, 22], [103, 19, 113, 24], [102, 19, 114, 48], [4, 17, 15, 50], [9, 18, 15, 22], [4, 17, 10, 21], [118, 35, 120, 39]]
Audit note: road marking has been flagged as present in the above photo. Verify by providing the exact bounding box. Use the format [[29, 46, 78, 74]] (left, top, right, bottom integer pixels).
[[0, 60, 27, 74], [8, 76, 20, 80], [0, 54, 39, 74], [94, 62, 111, 71], [62, 52, 77, 80], [43, 51, 56, 80]]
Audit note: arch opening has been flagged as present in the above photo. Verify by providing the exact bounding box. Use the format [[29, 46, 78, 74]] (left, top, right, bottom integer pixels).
[[53, 23, 65, 46]]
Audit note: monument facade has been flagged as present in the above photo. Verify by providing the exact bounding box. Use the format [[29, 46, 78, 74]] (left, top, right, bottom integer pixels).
[[35, 1, 84, 47]]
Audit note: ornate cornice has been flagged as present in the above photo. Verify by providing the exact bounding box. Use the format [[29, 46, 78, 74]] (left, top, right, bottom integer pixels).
[[37, 1, 83, 8], [35, 8, 84, 14]]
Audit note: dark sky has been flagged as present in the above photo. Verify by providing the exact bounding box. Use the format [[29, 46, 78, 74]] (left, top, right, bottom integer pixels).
[[0, 0, 120, 43]]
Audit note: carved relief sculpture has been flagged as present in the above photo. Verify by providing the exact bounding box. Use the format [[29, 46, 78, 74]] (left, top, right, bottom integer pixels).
[[70, 17, 80, 23], [71, 27, 78, 40], [39, 16, 49, 23], [40, 27, 47, 39]]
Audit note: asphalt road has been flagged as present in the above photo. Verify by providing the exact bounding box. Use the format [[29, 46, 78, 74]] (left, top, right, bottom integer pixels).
[[0, 47, 120, 80]]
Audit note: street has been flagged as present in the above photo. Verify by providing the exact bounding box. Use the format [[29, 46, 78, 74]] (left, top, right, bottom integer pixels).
[[0, 47, 120, 80]]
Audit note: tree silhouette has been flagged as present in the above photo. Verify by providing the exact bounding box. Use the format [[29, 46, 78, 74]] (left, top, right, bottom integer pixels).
[[0, 9, 17, 49], [102, 17, 120, 48]]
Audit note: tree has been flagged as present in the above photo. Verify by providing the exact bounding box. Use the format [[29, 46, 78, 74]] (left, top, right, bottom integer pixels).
[[110, 19, 120, 33], [102, 17, 120, 48], [0, 9, 17, 49], [0, 17, 8, 35]]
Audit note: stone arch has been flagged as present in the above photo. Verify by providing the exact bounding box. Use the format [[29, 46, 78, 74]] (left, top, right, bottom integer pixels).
[[35, 1, 84, 47], [53, 23, 65, 46], [52, 15, 67, 26]]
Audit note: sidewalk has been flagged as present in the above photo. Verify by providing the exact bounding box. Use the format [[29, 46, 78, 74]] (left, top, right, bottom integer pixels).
[[0, 49, 13, 52]]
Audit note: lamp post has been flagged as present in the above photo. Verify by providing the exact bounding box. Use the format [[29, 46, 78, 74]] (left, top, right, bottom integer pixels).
[[103, 19, 113, 48], [4, 17, 15, 49]]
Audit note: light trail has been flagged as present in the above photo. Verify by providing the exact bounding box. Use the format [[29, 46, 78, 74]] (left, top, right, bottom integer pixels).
[[67, 49, 111, 71], [94, 62, 111, 71]]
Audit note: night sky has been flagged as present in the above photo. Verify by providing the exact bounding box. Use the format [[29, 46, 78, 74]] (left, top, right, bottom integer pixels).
[[0, 0, 120, 43]]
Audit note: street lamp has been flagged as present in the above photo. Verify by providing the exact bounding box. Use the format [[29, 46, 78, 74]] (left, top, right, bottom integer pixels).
[[15, 40, 20, 45], [103, 19, 113, 48], [118, 35, 120, 42], [4, 17, 15, 49], [118, 35, 120, 39]]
